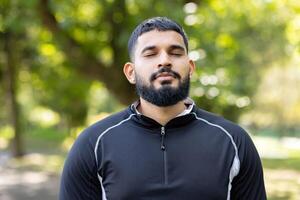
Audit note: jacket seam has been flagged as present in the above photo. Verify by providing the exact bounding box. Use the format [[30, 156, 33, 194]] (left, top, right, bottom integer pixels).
[[94, 114, 136, 168], [191, 112, 240, 200], [94, 114, 136, 200]]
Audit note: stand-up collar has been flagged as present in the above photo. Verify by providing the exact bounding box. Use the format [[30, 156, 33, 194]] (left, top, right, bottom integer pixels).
[[128, 98, 197, 129]]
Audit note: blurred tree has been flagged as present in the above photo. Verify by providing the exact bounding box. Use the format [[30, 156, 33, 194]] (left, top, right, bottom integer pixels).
[[37, 0, 134, 105], [36, 0, 290, 121], [187, 0, 290, 121], [1, 0, 92, 132], [0, 0, 298, 155], [3, 32, 24, 156], [243, 63, 300, 135], [0, 0, 27, 156]]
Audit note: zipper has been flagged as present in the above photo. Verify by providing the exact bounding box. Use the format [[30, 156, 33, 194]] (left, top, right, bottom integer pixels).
[[160, 126, 168, 184], [160, 126, 166, 151]]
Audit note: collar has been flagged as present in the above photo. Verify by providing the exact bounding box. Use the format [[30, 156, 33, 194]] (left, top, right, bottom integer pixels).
[[132, 98, 195, 117], [129, 98, 196, 129]]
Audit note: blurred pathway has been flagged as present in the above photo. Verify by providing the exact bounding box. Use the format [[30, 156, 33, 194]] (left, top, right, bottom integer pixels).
[[0, 152, 60, 200]]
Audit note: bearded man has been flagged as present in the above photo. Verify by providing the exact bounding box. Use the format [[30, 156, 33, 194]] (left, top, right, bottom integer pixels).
[[59, 17, 267, 200]]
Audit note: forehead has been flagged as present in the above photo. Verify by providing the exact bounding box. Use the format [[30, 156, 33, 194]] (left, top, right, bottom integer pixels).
[[135, 30, 186, 53]]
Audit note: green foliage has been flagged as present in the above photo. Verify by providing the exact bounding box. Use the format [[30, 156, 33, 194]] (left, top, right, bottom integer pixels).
[[30, 56, 91, 127], [263, 158, 300, 171], [25, 125, 67, 144], [186, 0, 290, 121], [41, 0, 293, 122], [0, 0, 298, 129]]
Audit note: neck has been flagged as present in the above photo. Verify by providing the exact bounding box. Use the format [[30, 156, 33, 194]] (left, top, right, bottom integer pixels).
[[137, 98, 186, 126]]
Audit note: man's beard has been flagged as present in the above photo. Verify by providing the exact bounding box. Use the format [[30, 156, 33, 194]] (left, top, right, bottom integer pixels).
[[135, 68, 190, 107]]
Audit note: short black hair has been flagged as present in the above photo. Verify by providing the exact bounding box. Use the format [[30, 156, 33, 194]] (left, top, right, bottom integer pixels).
[[128, 17, 189, 61]]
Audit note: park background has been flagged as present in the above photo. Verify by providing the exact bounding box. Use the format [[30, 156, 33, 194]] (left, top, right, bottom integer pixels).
[[0, 0, 300, 199]]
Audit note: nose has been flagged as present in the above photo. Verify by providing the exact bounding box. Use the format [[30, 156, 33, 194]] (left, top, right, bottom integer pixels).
[[158, 51, 172, 68]]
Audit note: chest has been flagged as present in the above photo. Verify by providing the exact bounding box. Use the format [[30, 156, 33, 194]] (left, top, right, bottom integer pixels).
[[100, 126, 235, 200]]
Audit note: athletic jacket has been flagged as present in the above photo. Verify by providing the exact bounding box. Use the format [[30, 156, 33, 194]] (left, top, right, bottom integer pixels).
[[59, 101, 266, 200]]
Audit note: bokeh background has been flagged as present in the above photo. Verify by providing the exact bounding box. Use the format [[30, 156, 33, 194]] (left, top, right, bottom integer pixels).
[[1, 0, 300, 199]]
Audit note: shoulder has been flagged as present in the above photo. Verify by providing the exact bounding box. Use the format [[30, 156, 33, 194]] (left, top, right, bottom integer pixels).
[[192, 107, 249, 140], [65, 107, 134, 167], [77, 108, 133, 145], [191, 107, 256, 156], [192, 107, 262, 162]]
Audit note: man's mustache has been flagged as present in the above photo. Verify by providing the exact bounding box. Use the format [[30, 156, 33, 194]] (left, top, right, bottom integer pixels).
[[150, 67, 181, 82]]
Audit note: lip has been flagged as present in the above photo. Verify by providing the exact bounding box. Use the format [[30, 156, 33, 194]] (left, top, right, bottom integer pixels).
[[156, 72, 175, 79], [155, 73, 175, 82]]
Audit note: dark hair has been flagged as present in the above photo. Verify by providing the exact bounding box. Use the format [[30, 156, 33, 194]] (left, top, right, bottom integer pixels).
[[128, 17, 188, 60]]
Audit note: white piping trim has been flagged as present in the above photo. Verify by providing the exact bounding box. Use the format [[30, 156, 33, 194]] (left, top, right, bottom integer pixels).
[[191, 112, 240, 200], [94, 114, 135, 200], [94, 114, 136, 164], [98, 174, 107, 200]]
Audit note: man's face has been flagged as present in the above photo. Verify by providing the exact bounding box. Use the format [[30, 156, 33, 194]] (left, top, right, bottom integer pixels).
[[124, 30, 195, 106]]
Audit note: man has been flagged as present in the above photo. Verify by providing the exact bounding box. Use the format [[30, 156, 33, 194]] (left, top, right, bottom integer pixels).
[[59, 17, 266, 200]]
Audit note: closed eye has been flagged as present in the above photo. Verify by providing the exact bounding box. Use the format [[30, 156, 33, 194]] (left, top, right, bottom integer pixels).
[[141, 46, 157, 57], [170, 52, 183, 56], [168, 45, 186, 57], [144, 53, 156, 57], [143, 49, 158, 57]]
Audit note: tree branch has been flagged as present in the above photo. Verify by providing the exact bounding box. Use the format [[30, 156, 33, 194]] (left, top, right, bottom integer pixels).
[[38, 0, 136, 104]]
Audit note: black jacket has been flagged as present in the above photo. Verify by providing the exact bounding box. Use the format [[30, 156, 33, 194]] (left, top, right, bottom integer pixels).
[[59, 102, 266, 200]]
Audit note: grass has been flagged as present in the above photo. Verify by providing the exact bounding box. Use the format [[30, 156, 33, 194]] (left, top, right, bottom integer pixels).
[[263, 165, 300, 200], [0, 126, 67, 174], [263, 158, 300, 171], [254, 136, 300, 200], [23, 126, 68, 155]]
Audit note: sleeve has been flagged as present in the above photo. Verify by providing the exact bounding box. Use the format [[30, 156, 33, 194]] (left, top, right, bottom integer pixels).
[[230, 131, 267, 200], [59, 130, 102, 200]]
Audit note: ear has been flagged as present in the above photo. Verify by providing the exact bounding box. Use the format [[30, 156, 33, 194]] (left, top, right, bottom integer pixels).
[[188, 59, 196, 78], [123, 62, 136, 84]]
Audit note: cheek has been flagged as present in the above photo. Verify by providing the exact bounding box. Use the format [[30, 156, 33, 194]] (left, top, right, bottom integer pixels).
[[134, 62, 153, 76], [134, 69, 152, 84], [174, 61, 191, 75], [135, 69, 152, 80]]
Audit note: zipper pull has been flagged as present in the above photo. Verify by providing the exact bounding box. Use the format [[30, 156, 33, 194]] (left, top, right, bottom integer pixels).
[[161, 127, 166, 151]]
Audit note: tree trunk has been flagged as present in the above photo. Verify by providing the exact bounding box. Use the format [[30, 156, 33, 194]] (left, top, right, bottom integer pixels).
[[3, 31, 24, 157], [38, 0, 137, 105]]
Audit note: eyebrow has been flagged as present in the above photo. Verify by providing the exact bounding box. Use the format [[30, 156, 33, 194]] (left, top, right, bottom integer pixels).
[[168, 45, 186, 52], [141, 45, 157, 54], [140, 44, 186, 54]]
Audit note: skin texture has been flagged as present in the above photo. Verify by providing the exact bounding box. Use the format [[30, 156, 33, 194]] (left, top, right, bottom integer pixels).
[[123, 30, 195, 125]]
